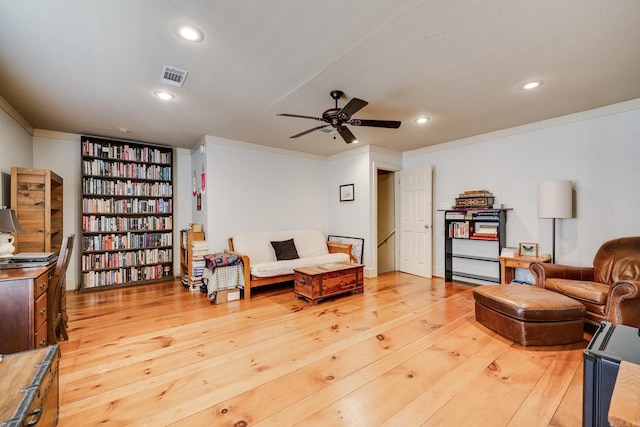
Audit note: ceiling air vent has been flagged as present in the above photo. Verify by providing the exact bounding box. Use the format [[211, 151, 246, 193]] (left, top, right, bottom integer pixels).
[[161, 65, 188, 87]]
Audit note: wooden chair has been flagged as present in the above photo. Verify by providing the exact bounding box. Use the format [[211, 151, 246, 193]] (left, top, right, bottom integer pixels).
[[48, 234, 74, 343]]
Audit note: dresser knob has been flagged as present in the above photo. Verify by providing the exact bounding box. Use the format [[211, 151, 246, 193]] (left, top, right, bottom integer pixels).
[[40, 307, 46, 316]]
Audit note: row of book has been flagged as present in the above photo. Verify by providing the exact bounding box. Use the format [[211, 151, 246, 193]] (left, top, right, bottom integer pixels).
[[82, 197, 173, 214], [81, 248, 173, 271], [445, 210, 501, 221], [447, 221, 499, 239], [82, 215, 173, 233], [82, 159, 172, 181], [82, 140, 172, 164], [83, 178, 173, 197], [82, 264, 171, 288], [82, 232, 173, 252]]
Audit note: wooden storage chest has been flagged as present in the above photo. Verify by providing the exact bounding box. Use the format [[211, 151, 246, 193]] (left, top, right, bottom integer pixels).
[[294, 262, 363, 305], [0, 345, 60, 427]]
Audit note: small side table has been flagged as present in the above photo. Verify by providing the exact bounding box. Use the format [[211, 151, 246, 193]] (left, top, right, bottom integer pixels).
[[498, 255, 550, 285]]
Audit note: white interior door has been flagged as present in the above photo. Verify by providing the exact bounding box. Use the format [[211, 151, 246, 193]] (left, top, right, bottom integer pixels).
[[398, 167, 432, 277]]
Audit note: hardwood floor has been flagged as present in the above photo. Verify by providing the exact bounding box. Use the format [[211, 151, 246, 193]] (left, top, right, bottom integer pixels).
[[58, 273, 589, 426]]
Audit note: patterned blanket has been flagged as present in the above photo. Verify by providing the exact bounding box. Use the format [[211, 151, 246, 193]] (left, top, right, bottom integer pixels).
[[203, 252, 241, 270]]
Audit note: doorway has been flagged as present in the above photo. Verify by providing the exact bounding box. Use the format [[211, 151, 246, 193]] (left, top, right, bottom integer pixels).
[[377, 170, 395, 274]]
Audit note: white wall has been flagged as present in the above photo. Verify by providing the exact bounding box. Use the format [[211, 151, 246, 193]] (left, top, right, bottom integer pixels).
[[202, 135, 329, 254], [4, 95, 640, 287], [404, 99, 640, 277], [33, 131, 81, 289], [0, 105, 33, 205], [327, 145, 403, 277]]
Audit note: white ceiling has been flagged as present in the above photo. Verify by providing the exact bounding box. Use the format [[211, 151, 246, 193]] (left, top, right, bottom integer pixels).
[[1, 1, 639, 157]]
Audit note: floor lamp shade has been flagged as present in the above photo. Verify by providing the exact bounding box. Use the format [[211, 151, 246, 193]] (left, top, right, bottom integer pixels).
[[538, 180, 572, 264], [537, 180, 572, 219]]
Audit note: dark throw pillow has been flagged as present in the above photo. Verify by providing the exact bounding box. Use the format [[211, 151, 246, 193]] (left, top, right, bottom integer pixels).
[[271, 238, 300, 261]]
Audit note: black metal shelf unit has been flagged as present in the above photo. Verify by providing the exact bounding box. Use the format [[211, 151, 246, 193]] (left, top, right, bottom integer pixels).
[[444, 208, 509, 284]]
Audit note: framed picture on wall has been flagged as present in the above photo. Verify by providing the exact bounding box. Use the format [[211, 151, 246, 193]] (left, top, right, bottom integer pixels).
[[328, 235, 364, 264], [340, 184, 355, 202], [518, 242, 538, 257]]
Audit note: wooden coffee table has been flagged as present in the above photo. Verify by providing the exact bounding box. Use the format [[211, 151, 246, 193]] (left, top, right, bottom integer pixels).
[[294, 262, 364, 305]]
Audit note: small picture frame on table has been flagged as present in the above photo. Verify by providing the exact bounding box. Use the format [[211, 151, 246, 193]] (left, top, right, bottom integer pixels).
[[518, 242, 538, 257], [340, 184, 355, 202]]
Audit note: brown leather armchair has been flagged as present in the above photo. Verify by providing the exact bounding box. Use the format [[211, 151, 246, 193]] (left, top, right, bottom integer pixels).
[[529, 236, 640, 328]]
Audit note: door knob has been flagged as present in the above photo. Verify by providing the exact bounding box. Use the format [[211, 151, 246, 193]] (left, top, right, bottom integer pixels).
[[424, 224, 430, 229]]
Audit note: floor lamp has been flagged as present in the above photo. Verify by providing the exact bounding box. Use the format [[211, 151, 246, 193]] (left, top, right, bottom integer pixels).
[[537, 180, 572, 264]]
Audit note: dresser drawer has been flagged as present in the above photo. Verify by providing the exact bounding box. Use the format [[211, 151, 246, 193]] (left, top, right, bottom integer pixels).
[[502, 258, 531, 269], [34, 291, 47, 331], [33, 271, 49, 299], [34, 321, 48, 349]]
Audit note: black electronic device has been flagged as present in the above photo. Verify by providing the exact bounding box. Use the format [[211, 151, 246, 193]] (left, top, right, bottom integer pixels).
[[583, 322, 640, 427]]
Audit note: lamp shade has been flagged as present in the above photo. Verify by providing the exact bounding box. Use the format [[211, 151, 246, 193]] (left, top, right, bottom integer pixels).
[[537, 180, 572, 219], [0, 208, 23, 232]]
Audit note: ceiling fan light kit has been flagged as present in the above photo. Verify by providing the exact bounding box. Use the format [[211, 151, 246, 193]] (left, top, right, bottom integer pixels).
[[278, 90, 401, 144]]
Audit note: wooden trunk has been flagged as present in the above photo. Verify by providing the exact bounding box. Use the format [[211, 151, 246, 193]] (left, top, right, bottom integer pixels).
[[294, 262, 363, 305], [0, 345, 60, 427]]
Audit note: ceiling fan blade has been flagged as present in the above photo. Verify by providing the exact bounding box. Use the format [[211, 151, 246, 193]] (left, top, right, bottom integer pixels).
[[337, 125, 357, 144], [348, 119, 401, 129], [290, 125, 329, 138], [277, 113, 324, 122], [338, 98, 368, 120]]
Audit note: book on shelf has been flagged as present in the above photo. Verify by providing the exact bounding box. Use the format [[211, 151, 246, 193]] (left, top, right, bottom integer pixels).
[[445, 212, 465, 219], [472, 233, 498, 239], [475, 223, 498, 233]]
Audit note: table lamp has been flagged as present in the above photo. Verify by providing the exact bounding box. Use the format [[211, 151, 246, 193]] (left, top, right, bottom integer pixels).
[[537, 180, 573, 264], [0, 207, 23, 259]]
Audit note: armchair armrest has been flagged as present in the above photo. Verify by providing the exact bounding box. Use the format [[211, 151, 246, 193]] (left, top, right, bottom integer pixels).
[[327, 241, 357, 263], [608, 280, 640, 328], [529, 262, 595, 288]]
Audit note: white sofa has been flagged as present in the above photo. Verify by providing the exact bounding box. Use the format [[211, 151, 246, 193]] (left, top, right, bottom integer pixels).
[[226, 230, 355, 300]]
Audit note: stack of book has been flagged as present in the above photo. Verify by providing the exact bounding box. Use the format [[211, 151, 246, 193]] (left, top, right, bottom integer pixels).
[[189, 240, 209, 292], [472, 222, 498, 240], [500, 247, 518, 258], [455, 189, 495, 209]]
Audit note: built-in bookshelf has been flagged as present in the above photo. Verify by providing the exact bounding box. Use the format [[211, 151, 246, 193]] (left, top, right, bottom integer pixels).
[[444, 208, 510, 284], [79, 136, 174, 291]]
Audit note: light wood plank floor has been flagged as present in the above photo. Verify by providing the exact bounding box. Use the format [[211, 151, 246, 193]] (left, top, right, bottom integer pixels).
[[58, 272, 589, 426]]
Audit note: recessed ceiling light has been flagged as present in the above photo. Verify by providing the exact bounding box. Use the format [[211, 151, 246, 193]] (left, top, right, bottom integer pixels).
[[175, 24, 204, 42], [520, 80, 543, 90], [415, 117, 430, 124], [154, 90, 175, 101]]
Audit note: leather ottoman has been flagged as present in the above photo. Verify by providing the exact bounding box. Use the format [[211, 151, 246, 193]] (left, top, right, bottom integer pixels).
[[473, 284, 586, 346]]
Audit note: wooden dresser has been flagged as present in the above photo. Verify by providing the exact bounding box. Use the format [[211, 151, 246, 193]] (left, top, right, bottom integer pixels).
[[0, 345, 60, 426], [0, 264, 54, 354]]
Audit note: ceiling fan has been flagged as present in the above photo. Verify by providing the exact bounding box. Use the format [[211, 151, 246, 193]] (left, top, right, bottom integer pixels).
[[277, 90, 401, 144]]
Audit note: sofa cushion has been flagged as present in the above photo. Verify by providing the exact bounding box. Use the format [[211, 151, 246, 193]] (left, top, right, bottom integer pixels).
[[271, 239, 299, 261], [545, 278, 609, 305], [251, 253, 350, 277], [233, 230, 330, 265]]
